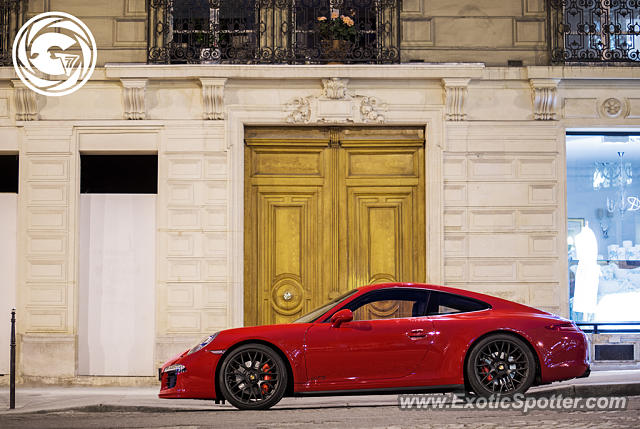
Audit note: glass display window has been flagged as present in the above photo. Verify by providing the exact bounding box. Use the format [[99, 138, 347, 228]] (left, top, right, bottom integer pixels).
[[567, 133, 640, 324]]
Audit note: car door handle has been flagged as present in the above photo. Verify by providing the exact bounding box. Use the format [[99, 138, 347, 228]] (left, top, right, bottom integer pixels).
[[407, 329, 427, 338]]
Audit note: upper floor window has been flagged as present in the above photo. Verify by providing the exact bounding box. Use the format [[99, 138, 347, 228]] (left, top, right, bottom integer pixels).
[[550, 0, 640, 63], [0, 0, 26, 66], [147, 0, 400, 64]]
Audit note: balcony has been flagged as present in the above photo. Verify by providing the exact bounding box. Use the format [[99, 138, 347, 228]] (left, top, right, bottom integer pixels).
[[147, 0, 400, 65], [550, 0, 640, 63], [0, 0, 25, 66]]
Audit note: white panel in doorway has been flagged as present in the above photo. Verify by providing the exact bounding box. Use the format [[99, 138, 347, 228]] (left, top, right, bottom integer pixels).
[[0, 194, 17, 374], [78, 194, 156, 376]]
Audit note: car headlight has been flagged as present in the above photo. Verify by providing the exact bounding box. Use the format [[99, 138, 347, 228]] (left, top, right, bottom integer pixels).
[[163, 364, 186, 374], [187, 332, 219, 355]]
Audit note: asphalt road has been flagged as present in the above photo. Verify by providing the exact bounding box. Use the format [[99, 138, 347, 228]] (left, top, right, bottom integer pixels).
[[1, 396, 639, 429]]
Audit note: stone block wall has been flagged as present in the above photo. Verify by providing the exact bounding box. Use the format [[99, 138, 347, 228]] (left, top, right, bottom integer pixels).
[[26, 0, 147, 65], [401, 0, 548, 65]]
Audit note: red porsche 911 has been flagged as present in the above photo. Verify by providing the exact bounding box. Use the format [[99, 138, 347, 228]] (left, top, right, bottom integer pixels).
[[159, 283, 590, 410]]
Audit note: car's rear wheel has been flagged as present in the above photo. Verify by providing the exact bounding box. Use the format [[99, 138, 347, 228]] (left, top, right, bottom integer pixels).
[[218, 343, 287, 410], [466, 333, 536, 396]]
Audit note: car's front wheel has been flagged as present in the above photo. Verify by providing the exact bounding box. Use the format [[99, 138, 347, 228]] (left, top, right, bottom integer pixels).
[[218, 343, 288, 410], [466, 333, 536, 396]]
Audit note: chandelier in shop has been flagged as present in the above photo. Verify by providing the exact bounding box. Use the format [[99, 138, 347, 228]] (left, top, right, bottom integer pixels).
[[593, 152, 633, 215]]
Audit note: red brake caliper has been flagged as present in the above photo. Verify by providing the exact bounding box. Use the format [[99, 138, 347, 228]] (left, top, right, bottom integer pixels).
[[482, 366, 493, 381], [261, 364, 272, 394]]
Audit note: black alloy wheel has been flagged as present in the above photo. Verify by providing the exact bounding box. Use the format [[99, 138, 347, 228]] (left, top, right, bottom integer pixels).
[[218, 343, 288, 410], [466, 334, 536, 396]]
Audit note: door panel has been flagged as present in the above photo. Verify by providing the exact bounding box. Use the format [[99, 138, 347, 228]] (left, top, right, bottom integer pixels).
[[245, 127, 425, 326], [347, 189, 414, 284], [305, 317, 433, 387], [256, 189, 320, 325]]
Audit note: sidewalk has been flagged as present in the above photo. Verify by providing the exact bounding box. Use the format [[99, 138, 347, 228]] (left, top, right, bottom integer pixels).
[[1, 370, 639, 414]]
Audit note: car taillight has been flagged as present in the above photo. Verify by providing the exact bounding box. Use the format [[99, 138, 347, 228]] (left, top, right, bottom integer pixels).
[[545, 322, 578, 332]]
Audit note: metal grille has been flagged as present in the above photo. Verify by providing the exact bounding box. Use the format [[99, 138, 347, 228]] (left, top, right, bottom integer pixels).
[[0, 0, 25, 66], [147, 0, 400, 64], [550, 0, 640, 63]]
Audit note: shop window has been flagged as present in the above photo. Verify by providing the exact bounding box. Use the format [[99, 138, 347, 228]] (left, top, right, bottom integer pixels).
[[567, 133, 640, 325], [0, 154, 17, 374], [78, 154, 157, 376]]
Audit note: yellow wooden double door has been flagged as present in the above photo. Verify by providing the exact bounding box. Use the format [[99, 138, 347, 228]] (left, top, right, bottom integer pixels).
[[244, 127, 426, 326]]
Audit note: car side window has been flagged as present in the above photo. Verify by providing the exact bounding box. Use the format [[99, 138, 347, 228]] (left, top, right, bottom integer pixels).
[[426, 291, 490, 316], [343, 289, 429, 321]]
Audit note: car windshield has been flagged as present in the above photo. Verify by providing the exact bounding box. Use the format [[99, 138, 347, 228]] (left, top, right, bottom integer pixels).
[[293, 289, 359, 323]]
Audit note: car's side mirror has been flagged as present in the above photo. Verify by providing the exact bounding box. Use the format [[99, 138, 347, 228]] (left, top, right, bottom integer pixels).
[[330, 309, 353, 328]]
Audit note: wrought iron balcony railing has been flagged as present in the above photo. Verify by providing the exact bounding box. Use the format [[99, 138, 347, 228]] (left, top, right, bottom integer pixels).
[[147, 0, 400, 64], [0, 0, 25, 66], [550, 0, 640, 63]]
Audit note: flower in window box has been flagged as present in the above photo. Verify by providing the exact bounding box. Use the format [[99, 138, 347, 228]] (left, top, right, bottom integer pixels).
[[316, 12, 357, 42]]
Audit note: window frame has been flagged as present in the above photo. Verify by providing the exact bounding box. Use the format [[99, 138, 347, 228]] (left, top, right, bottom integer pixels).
[[424, 290, 492, 317], [320, 288, 492, 323]]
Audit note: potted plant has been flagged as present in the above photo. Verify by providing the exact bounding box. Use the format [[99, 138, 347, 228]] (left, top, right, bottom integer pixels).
[[316, 10, 357, 62]]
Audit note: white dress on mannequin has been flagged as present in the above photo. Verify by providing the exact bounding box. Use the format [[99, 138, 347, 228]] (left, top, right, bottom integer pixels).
[[573, 222, 600, 314]]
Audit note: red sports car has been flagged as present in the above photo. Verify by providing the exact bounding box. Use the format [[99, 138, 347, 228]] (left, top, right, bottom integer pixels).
[[159, 283, 590, 410]]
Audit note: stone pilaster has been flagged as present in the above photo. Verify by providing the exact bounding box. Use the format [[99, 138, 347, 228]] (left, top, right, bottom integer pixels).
[[18, 123, 76, 378]]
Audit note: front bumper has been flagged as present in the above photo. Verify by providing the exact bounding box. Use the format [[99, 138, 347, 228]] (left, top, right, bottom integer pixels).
[[158, 351, 223, 400]]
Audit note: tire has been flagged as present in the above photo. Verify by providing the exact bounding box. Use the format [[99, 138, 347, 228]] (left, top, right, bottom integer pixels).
[[466, 333, 536, 397], [218, 343, 288, 410]]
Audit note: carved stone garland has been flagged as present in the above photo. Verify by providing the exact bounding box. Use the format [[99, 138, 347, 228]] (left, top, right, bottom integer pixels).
[[285, 78, 386, 124]]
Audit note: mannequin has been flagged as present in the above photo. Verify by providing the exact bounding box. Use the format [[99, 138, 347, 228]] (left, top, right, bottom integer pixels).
[[573, 221, 600, 319]]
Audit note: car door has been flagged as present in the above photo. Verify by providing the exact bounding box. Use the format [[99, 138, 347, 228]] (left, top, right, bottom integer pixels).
[[304, 288, 433, 387]]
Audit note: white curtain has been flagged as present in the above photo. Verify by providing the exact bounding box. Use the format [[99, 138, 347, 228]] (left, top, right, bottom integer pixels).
[[0, 194, 17, 374], [78, 194, 156, 376]]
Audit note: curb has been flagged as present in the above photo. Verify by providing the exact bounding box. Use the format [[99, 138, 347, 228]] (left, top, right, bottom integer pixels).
[[523, 382, 640, 398], [32, 404, 218, 414], [2, 383, 639, 415]]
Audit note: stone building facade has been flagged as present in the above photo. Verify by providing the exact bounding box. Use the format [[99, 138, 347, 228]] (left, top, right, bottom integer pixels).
[[0, 0, 639, 382]]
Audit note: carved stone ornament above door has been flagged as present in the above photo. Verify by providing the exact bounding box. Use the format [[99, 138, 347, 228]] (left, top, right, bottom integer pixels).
[[285, 78, 387, 124]]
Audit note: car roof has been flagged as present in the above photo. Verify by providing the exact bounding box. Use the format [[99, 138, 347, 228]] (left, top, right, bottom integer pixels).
[[355, 282, 548, 315]]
